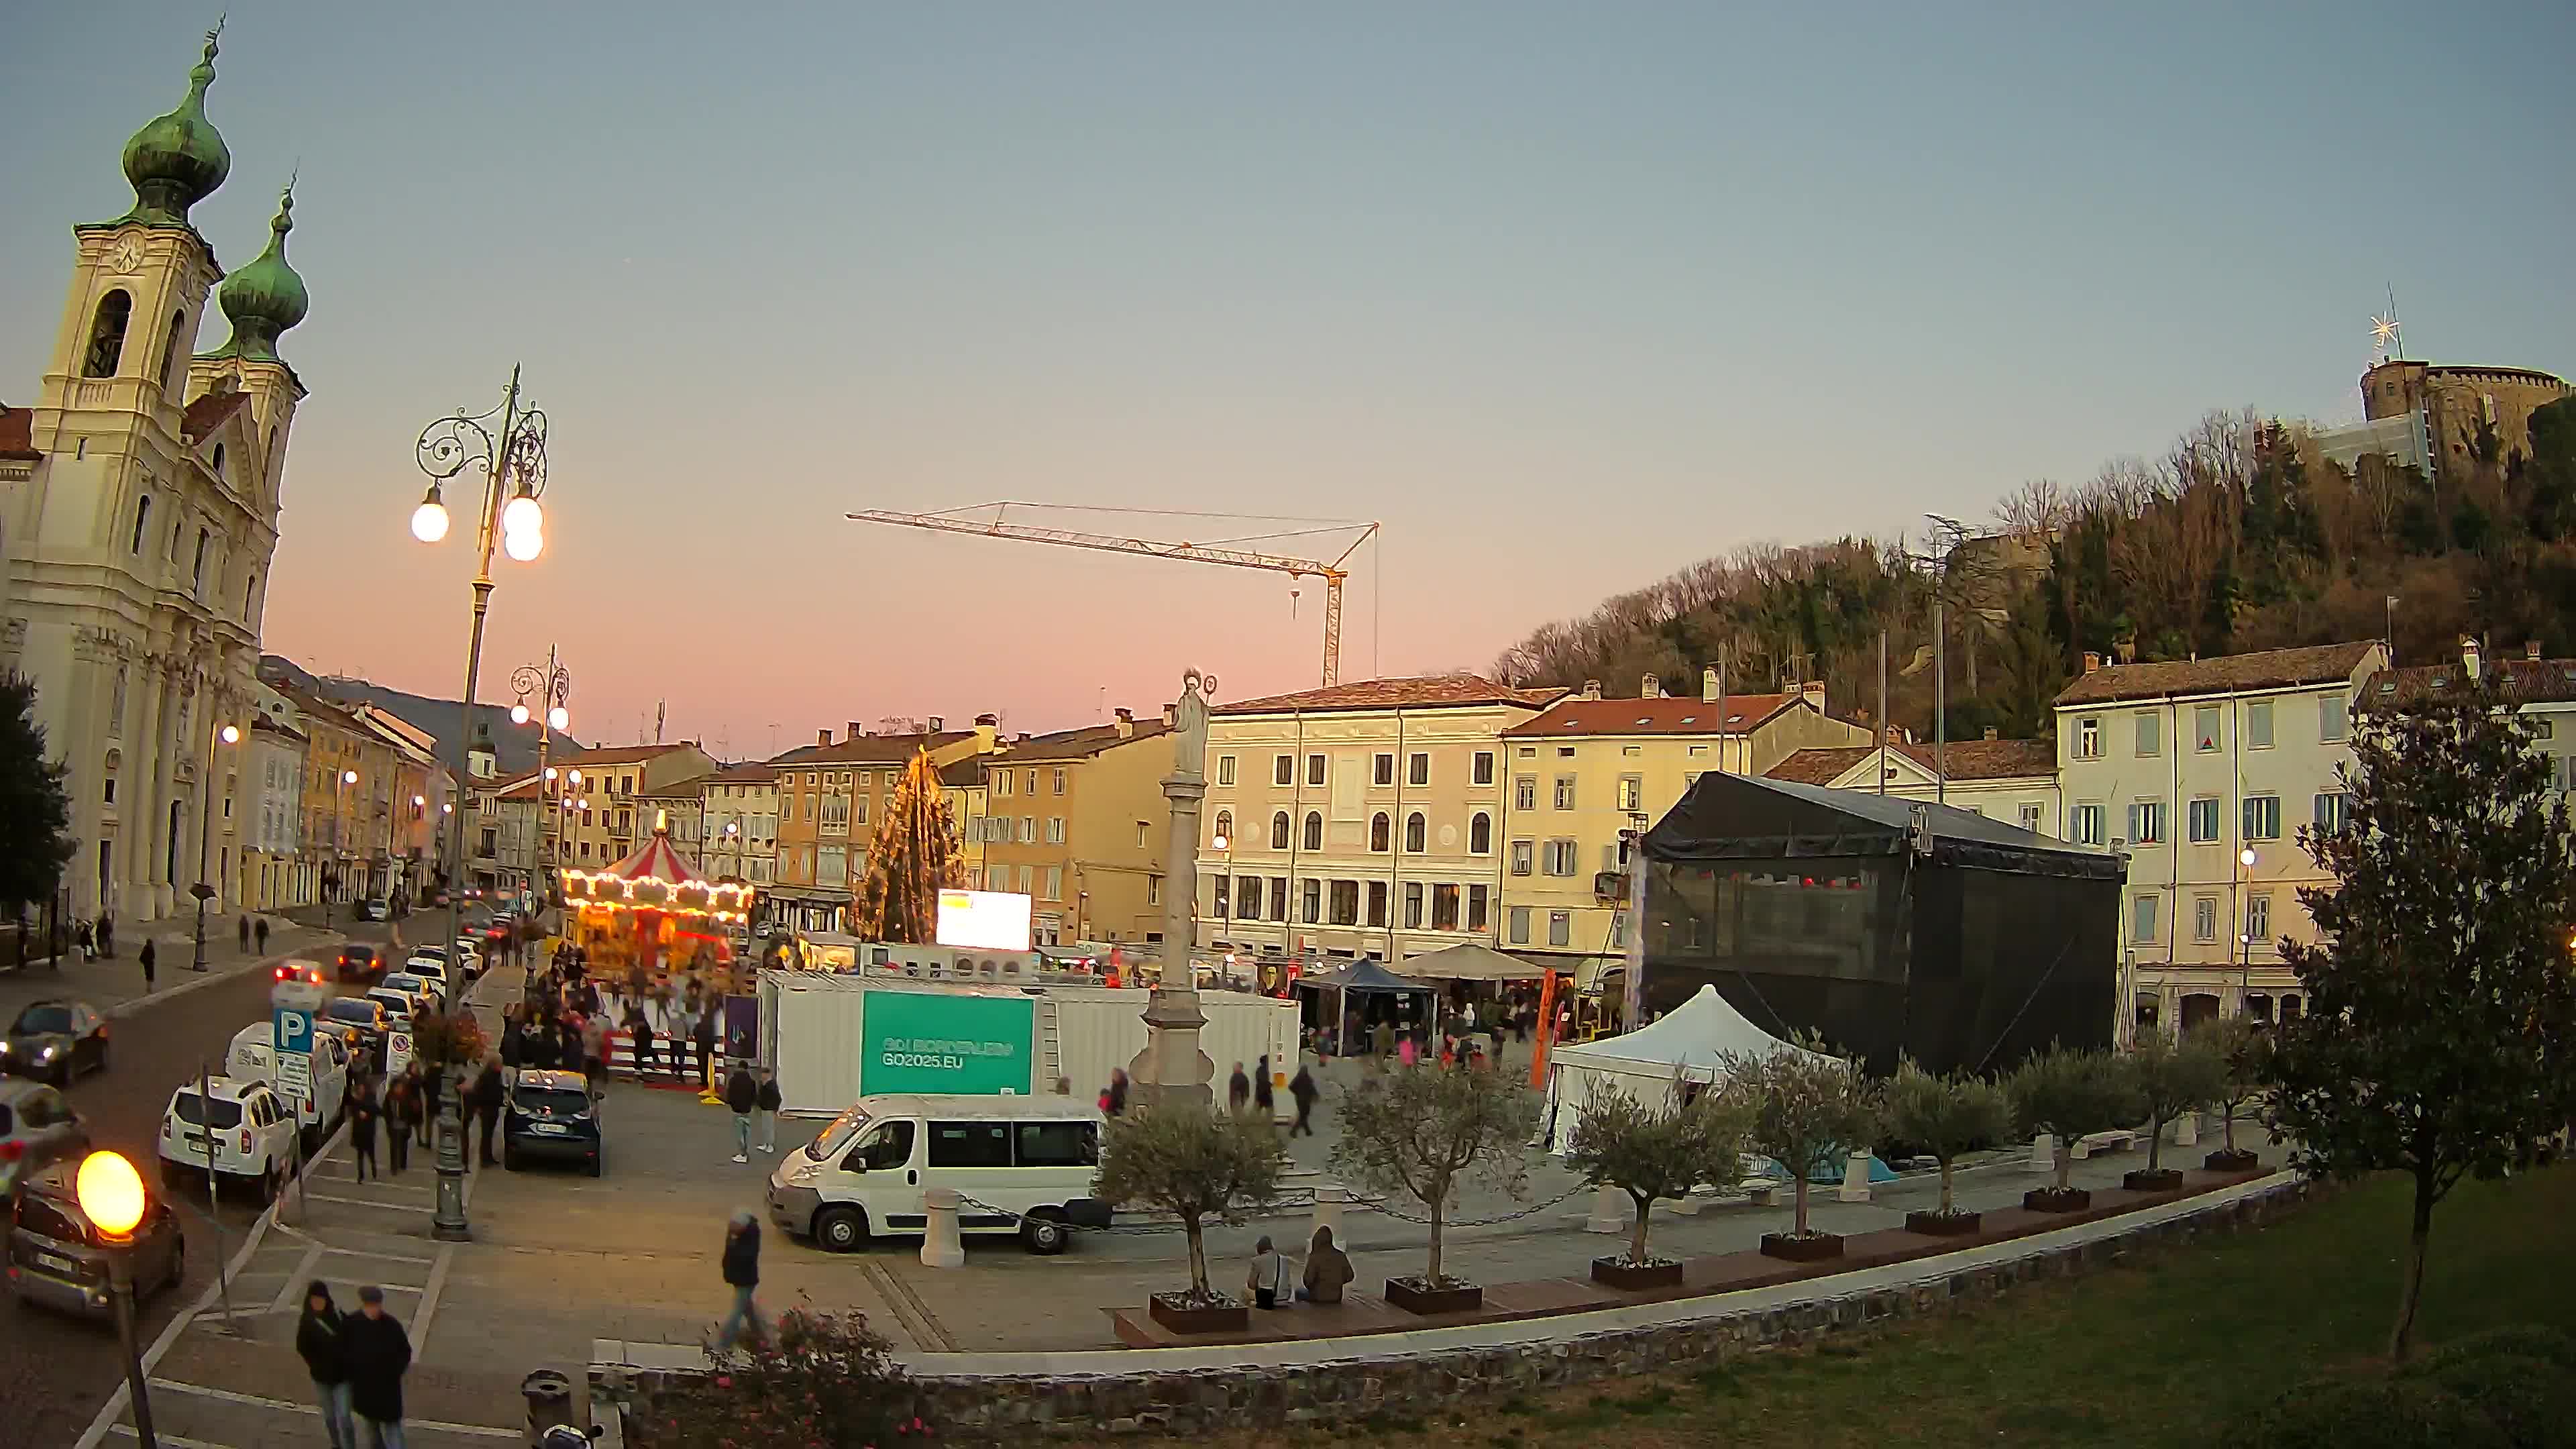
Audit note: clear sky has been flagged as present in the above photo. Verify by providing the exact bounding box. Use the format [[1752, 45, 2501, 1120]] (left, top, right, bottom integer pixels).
[[7, 3, 2571, 757]]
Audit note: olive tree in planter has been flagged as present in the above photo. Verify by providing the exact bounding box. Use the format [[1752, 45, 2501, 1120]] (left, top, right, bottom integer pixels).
[[2125, 1030, 2227, 1191], [1564, 1077, 1754, 1289], [1883, 1060, 2011, 1236], [1330, 1062, 1538, 1313], [2006, 1044, 2144, 1212], [1095, 1103, 1284, 1334], [2195, 1018, 2271, 1173], [1720, 1035, 1879, 1262]]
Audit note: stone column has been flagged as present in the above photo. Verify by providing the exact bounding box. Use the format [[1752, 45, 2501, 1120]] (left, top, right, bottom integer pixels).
[[1128, 669, 1218, 1114]]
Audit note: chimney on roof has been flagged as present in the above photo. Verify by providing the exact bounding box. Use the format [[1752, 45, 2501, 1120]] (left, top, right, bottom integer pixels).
[[1983, 727, 1999, 741], [848, 720, 865, 740], [1641, 673, 1660, 698], [1161, 703, 1176, 728], [2528, 639, 2544, 661], [1581, 680, 1601, 700], [973, 715, 998, 752], [1701, 665, 1720, 703], [2461, 635, 2482, 682], [2083, 651, 2102, 674], [928, 715, 945, 733], [1802, 680, 1825, 711], [817, 728, 832, 747], [1114, 707, 1134, 739], [975, 712, 999, 726]]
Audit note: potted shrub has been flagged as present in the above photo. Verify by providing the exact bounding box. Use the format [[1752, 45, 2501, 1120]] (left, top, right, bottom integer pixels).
[[2125, 1030, 2226, 1191], [2196, 1018, 2269, 1173], [1721, 1034, 1879, 1262], [1330, 1060, 1539, 1313], [1883, 1060, 2011, 1236], [1564, 1075, 1754, 1289], [1095, 1104, 1283, 1334], [2006, 1044, 2143, 1212]]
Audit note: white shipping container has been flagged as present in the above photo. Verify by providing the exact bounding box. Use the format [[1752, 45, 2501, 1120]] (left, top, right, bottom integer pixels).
[[762, 972, 1036, 1116], [1049, 988, 1300, 1120]]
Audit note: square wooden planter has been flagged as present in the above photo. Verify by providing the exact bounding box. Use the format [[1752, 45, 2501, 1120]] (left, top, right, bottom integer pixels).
[[1384, 1277, 1483, 1316], [2204, 1148, 2261, 1173], [1904, 1209, 1982, 1236], [1148, 1292, 1248, 1336], [2123, 1168, 2185, 1192], [1759, 1231, 1844, 1263], [1591, 1256, 1685, 1291], [2023, 1187, 2092, 1214]]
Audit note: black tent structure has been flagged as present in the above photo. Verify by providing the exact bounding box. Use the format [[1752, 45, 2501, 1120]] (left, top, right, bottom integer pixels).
[[1637, 773, 2122, 1075], [1295, 957, 1439, 1051]]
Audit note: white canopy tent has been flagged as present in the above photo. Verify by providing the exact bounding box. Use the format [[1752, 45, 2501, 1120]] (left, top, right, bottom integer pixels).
[[1393, 942, 1549, 983], [1541, 983, 1837, 1152]]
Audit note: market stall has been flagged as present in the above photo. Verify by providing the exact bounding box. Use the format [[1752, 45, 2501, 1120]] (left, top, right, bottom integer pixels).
[[1294, 957, 1438, 1054]]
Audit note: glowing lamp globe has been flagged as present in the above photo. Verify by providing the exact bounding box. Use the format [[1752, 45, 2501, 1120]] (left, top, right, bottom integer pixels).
[[76, 1151, 147, 1239], [342, 770, 358, 785], [410, 498, 451, 543], [1212, 834, 1229, 851], [219, 724, 240, 745], [547, 705, 570, 731], [502, 527, 543, 562], [501, 492, 544, 537], [568, 769, 582, 785], [510, 703, 530, 726]]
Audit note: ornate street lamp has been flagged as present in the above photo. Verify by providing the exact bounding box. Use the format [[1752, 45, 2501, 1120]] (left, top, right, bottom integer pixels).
[[78, 1150, 158, 1447], [190, 722, 241, 971], [411, 368, 551, 1243], [511, 648, 572, 916]]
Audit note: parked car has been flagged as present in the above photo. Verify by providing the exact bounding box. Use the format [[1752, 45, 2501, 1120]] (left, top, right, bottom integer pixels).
[[362, 987, 417, 1036], [0, 1081, 90, 1201], [336, 943, 386, 983], [767, 1094, 1108, 1256], [382, 972, 440, 1014], [157, 1077, 297, 1201], [502, 1069, 602, 1176], [7, 1161, 186, 1317], [322, 996, 390, 1063], [1, 1001, 109, 1085], [225, 1019, 350, 1150]]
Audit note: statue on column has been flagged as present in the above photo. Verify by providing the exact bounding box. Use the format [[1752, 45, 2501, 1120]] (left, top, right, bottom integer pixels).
[[1128, 667, 1218, 1114]]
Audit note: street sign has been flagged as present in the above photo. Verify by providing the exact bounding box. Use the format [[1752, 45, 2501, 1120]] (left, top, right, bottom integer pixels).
[[273, 1006, 315, 1103], [386, 1030, 415, 1077]]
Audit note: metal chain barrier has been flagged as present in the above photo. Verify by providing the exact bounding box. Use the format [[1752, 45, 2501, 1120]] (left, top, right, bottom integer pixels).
[[1362, 1181, 1589, 1227], [948, 1179, 1591, 1236]]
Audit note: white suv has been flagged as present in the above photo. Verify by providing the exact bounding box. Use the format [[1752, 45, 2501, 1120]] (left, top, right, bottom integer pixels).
[[157, 1077, 297, 1201]]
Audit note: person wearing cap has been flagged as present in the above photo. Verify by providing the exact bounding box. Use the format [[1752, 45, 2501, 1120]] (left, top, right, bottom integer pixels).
[[718, 1210, 763, 1348], [294, 1281, 356, 1449], [342, 1284, 414, 1448]]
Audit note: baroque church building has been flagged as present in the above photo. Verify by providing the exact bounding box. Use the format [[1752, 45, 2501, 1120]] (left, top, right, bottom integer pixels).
[[0, 28, 311, 924]]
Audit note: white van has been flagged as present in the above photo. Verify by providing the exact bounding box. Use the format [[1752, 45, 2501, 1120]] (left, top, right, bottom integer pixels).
[[767, 1095, 1110, 1256], [226, 1020, 348, 1147]]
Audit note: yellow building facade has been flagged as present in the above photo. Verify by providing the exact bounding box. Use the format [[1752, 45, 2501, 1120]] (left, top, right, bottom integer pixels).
[[975, 710, 1176, 947]]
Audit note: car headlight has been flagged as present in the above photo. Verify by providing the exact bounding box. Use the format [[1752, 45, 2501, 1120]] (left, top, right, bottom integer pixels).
[[37, 1046, 57, 1060], [785, 1159, 823, 1185]]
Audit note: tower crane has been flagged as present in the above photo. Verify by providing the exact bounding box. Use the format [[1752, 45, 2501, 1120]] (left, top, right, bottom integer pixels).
[[846, 504, 1379, 686]]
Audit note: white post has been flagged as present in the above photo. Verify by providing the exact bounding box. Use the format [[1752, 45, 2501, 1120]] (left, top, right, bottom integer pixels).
[[2027, 1133, 2055, 1173], [918, 1187, 965, 1269], [2175, 1110, 2199, 1148], [1308, 1184, 1347, 1248], [1584, 1184, 1629, 1234], [1836, 1149, 1873, 1203]]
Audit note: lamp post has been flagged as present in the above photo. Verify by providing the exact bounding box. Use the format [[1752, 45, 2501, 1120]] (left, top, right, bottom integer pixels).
[[191, 722, 241, 971], [411, 368, 551, 1244], [1210, 831, 1232, 953], [76, 1150, 157, 1448], [2237, 845, 2257, 1018], [511, 648, 572, 924], [322, 767, 357, 930]]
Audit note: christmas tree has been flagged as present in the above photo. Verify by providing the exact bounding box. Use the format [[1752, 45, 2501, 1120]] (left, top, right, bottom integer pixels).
[[853, 747, 965, 943]]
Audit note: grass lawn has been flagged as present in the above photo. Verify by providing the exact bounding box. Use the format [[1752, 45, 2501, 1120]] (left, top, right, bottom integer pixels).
[[1110, 1164, 2574, 1449]]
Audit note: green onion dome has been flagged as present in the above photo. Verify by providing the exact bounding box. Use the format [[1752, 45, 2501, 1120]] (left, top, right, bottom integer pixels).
[[213, 185, 307, 361], [117, 27, 231, 227]]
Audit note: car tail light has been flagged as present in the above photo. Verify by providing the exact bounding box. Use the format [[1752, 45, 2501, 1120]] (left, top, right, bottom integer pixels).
[[0, 1140, 23, 1161], [238, 1130, 252, 1153]]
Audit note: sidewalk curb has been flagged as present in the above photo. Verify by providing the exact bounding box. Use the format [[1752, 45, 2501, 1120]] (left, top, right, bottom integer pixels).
[[102, 930, 343, 1022], [72, 1116, 352, 1449]]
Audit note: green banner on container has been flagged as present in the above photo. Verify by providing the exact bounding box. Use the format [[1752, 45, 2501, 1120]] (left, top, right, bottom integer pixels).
[[860, 991, 1036, 1097]]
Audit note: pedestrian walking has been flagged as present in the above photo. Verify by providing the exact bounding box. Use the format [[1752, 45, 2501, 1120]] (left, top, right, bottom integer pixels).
[[295, 1281, 358, 1449], [693, 1006, 719, 1091], [74, 917, 93, 961], [716, 1210, 763, 1348], [1253, 1055, 1275, 1121], [498, 1010, 525, 1085], [470, 1058, 504, 1167], [384, 1076, 416, 1175], [1398, 1033, 1419, 1068], [628, 1008, 657, 1083], [238, 914, 252, 953], [343, 1285, 413, 1449], [671, 1000, 698, 1082], [256, 916, 271, 953], [755, 1067, 782, 1153], [347, 1081, 380, 1183], [97, 911, 114, 959], [582, 1014, 608, 1095], [1227, 1061, 1251, 1114], [1245, 1235, 1290, 1309], [138, 936, 156, 991], [1288, 1063, 1318, 1138], [724, 1063, 757, 1163]]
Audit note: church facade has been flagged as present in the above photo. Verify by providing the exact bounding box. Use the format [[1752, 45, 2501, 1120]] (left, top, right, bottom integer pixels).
[[0, 27, 312, 924]]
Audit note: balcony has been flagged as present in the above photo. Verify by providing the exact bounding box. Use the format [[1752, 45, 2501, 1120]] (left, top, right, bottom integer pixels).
[[1593, 871, 1629, 904]]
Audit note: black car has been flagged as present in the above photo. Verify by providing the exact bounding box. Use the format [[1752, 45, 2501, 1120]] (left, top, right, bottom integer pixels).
[[1, 1001, 109, 1085], [335, 943, 386, 983], [502, 1069, 601, 1176], [321, 997, 390, 1071], [7, 1161, 185, 1318]]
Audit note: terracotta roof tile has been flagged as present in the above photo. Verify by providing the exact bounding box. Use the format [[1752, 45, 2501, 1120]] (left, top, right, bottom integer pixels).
[[2053, 641, 2379, 706], [180, 390, 250, 443], [2365, 656, 2576, 708], [0, 405, 38, 462], [798, 730, 972, 765], [708, 763, 779, 786], [1766, 737, 2057, 787], [556, 743, 708, 767], [1216, 675, 1564, 716], [998, 720, 1173, 761], [1500, 693, 1803, 739]]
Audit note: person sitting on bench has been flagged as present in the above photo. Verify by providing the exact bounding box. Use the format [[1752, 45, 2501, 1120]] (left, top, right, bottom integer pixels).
[[1299, 1225, 1354, 1305]]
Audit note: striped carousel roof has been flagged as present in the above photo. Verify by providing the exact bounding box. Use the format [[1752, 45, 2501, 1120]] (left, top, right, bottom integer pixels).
[[561, 821, 755, 918], [596, 825, 703, 885]]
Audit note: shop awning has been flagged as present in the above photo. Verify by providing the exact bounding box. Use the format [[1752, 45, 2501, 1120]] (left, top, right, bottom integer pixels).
[[1394, 942, 1551, 983]]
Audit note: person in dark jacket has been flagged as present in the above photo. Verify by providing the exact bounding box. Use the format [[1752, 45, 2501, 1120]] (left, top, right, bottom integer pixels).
[[1300, 1224, 1355, 1304], [498, 1011, 525, 1081], [343, 1285, 413, 1445], [1227, 1062, 1252, 1114], [717, 1210, 763, 1348], [755, 1067, 783, 1153], [1252, 1055, 1276, 1123], [628, 1007, 657, 1083], [138, 936, 156, 990], [470, 1059, 505, 1167], [238, 914, 252, 953], [724, 1064, 757, 1163], [1288, 1063, 1320, 1138], [383, 1077, 417, 1175], [296, 1280, 357, 1449], [693, 1008, 719, 1089], [346, 1081, 380, 1183], [1105, 1067, 1128, 1117]]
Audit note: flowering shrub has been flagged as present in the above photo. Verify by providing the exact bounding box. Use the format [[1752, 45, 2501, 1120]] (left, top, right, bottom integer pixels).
[[649, 1303, 920, 1448]]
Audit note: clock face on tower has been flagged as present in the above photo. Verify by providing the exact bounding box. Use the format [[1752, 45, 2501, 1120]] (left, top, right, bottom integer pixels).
[[109, 234, 145, 276]]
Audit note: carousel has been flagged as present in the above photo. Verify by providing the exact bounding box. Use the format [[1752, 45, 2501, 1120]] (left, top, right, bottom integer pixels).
[[558, 810, 758, 996]]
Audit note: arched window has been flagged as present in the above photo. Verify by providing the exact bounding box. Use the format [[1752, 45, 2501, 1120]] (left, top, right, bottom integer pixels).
[[129, 494, 153, 554], [244, 572, 258, 618], [1270, 811, 1290, 850], [1370, 812, 1390, 852], [211, 443, 225, 480], [158, 310, 187, 393], [1405, 812, 1426, 853], [84, 290, 132, 378], [1302, 811, 1323, 851], [1469, 812, 1492, 855], [1212, 810, 1232, 847]]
